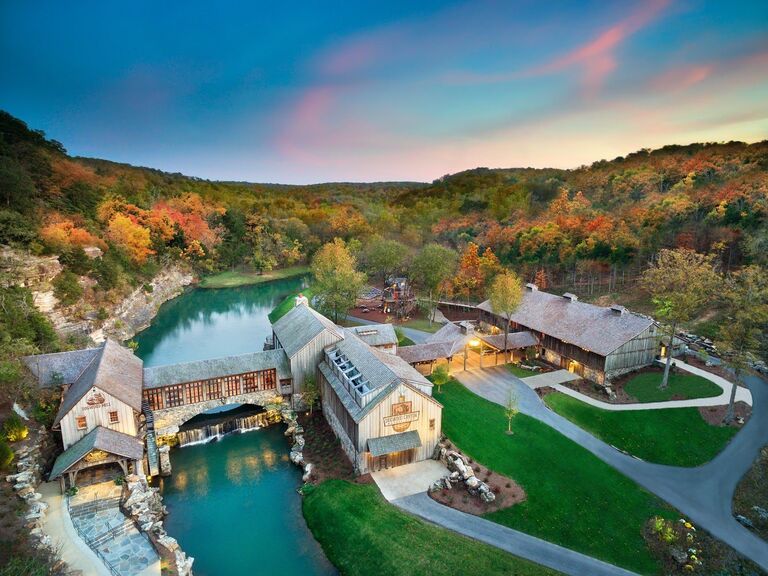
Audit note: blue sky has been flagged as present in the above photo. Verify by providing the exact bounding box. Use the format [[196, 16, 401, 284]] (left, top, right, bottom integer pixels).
[[1, 0, 766, 183]]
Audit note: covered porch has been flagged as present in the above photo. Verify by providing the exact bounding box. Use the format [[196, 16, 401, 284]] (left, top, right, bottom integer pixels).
[[366, 430, 422, 472], [50, 426, 145, 493]]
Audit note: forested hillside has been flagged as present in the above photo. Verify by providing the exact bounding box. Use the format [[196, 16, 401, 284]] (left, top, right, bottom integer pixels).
[[1, 109, 767, 340]]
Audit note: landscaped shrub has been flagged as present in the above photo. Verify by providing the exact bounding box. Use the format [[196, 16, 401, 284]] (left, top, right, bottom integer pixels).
[[2, 413, 28, 442], [0, 440, 14, 470]]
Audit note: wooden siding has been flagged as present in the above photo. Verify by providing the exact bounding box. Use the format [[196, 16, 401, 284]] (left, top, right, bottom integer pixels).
[[289, 331, 343, 395], [319, 374, 358, 447], [142, 368, 278, 410], [605, 324, 660, 376], [356, 383, 442, 474], [60, 387, 138, 449]]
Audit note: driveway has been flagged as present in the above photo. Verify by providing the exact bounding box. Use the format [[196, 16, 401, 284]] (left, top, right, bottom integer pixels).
[[371, 460, 448, 501], [520, 368, 581, 388], [393, 493, 639, 576], [455, 366, 768, 571]]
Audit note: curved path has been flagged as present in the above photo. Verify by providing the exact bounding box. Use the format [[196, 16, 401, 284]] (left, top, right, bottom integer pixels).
[[456, 366, 768, 571], [536, 359, 753, 410], [393, 492, 638, 576]]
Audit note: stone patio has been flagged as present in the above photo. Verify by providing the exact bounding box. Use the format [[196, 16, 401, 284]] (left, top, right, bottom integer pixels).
[[68, 480, 159, 576]]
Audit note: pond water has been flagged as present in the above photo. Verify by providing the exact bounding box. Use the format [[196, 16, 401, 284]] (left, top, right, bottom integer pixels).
[[133, 277, 336, 576], [135, 276, 307, 367]]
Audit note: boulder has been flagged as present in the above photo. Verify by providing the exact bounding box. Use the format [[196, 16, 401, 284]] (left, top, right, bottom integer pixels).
[[158, 534, 180, 552], [480, 491, 496, 503], [302, 463, 313, 483], [465, 476, 480, 489], [736, 514, 755, 529], [752, 506, 768, 521]]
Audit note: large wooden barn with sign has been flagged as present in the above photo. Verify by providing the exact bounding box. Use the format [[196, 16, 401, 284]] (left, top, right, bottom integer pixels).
[[318, 331, 442, 474]]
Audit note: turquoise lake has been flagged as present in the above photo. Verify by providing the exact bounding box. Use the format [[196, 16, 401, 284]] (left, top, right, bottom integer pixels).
[[133, 277, 336, 576]]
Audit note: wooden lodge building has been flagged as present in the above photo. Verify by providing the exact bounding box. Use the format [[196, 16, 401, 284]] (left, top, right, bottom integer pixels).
[[24, 296, 442, 485], [477, 283, 659, 384]]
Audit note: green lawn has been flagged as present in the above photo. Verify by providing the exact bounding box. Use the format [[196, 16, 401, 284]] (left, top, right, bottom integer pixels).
[[623, 370, 722, 402], [268, 286, 315, 323], [506, 364, 539, 378], [395, 328, 415, 347], [434, 380, 671, 575], [302, 479, 560, 576], [544, 392, 738, 467], [198, 265, 309, 289], [397, 317, 443, 333]]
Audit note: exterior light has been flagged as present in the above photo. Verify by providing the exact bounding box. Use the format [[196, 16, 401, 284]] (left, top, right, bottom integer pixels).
[[469, 339, 480, 347]]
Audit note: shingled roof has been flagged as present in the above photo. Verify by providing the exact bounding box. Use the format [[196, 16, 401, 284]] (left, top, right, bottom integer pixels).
[[477, 331, 539, 351], [23, 347, 101, 387], [143, 349, 291, 388], [344, 323, 398, 348], [53, 340, 143, 427], [49, 426, 144, 480], [271, 303, 344, 357], [478, 289, 653, 356]]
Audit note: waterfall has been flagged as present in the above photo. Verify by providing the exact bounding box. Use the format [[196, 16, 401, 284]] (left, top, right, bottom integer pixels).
[[177, 411, 272, 447]]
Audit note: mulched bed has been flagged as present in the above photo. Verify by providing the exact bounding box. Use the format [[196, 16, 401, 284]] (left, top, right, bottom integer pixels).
[[698, 402, 751, 426], [560, 377, 639, 404], [428, 443, 526, 516], [297, 411, 356, 484], [733, 445, 768, 542]]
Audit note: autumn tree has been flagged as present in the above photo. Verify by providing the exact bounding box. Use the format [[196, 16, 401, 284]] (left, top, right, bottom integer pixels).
[[488, 271, 524, 362], [453, 242, 484, 301], [364, 236, 407, 283], [717, 266, 768, 423], [312, 238, 366, 323], [534, 268, 549, 290], [641, 249, 720, 389], [411, 243, 457, 324], [479, 246, 503, 287], [106, 213, 154, 264]]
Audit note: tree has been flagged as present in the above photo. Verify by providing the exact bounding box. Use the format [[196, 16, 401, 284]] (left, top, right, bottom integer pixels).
[[302, 376, 320, 415], [411, 243, 457, 324], [311, 238, 366, 323], [431, 364, 449, 393], [452, 242, 484, 301], [52, 270, 83, 306], [504, 389, 519, 434], [106, 213, 154, 264], [488, 271, 524, 363], [717, 266, 768, 423], [364, 236, 407, 283], [641, 249, 720, 389]]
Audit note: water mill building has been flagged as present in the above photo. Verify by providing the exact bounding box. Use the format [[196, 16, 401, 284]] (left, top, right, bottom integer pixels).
[[23, 296, 445, 486]]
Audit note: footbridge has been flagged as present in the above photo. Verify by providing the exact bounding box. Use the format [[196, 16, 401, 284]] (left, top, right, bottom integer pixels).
[[141, 349, 293, 436]]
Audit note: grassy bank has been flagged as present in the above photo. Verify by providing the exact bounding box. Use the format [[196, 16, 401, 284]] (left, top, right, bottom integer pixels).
[[268, 286, 315, 323], [623, 371, 722, 402], [302, 479, 560, 576], [198, 265, 309, 289], [434, 380, 670, 575], [544, 392, 738, 466]]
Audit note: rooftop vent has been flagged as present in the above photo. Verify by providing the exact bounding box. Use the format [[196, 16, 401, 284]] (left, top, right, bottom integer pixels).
[[562, 292, 578, 302], [459, 321, 475, 335], [356, 329, 379, 337], [610, 304, 626, 315], [525, 283, 539, 291]]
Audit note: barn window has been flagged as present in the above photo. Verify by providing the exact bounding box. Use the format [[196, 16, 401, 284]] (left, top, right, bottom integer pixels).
[[207, 379, 222, 400], [185, 382, 204, 404], [144, 388, 164, 410], [243, 373, 257, 393], [225, 375, 240, 397], [109, 411, 119, 424], [76, 416, 87, 430], [429, 418, 435, 431]]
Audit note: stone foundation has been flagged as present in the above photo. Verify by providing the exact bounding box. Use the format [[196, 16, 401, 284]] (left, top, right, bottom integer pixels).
[[152, 391, 284, 436], [321, 400, 360, 473]]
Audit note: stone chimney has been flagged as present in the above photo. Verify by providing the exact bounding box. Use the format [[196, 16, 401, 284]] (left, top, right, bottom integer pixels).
[[525, 283, 538, 291], [610, 304, 626, 315], [562, 292, 578, 302]]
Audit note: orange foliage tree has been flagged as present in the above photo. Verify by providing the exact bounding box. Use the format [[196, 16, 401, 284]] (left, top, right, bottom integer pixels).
[[106, 214, 154, 264], [40, 216, 105, 251]]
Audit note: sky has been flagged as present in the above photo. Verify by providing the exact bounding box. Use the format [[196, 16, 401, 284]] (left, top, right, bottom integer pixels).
[[1, 0, 767, 184]]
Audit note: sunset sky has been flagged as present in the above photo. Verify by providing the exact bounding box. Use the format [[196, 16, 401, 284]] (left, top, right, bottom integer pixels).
[[1, 0, 767, 183]]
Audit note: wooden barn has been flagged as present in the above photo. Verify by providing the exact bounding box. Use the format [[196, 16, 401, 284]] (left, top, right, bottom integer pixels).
[[477, 284, 659, 384], [24, 340, 146, 488], [319, 331, 442, 474], [271, 299, 345, 399]]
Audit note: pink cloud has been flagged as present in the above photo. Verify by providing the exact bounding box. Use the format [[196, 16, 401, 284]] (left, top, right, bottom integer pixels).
[[446, 0, 670, 97], [651, 64, 713, 92]]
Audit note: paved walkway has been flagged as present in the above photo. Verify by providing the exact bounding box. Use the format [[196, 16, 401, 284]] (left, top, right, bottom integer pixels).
[[39, 481, 113, 576], [526, 359, 753, 410], [372, 460, 448, 501], [456, 366, 768, 571], [519, 368, 581, 389], [393, 493, 639, 576]]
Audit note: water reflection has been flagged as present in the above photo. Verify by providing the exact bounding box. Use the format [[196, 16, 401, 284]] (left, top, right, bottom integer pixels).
[[135, 276, 307, 367]]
